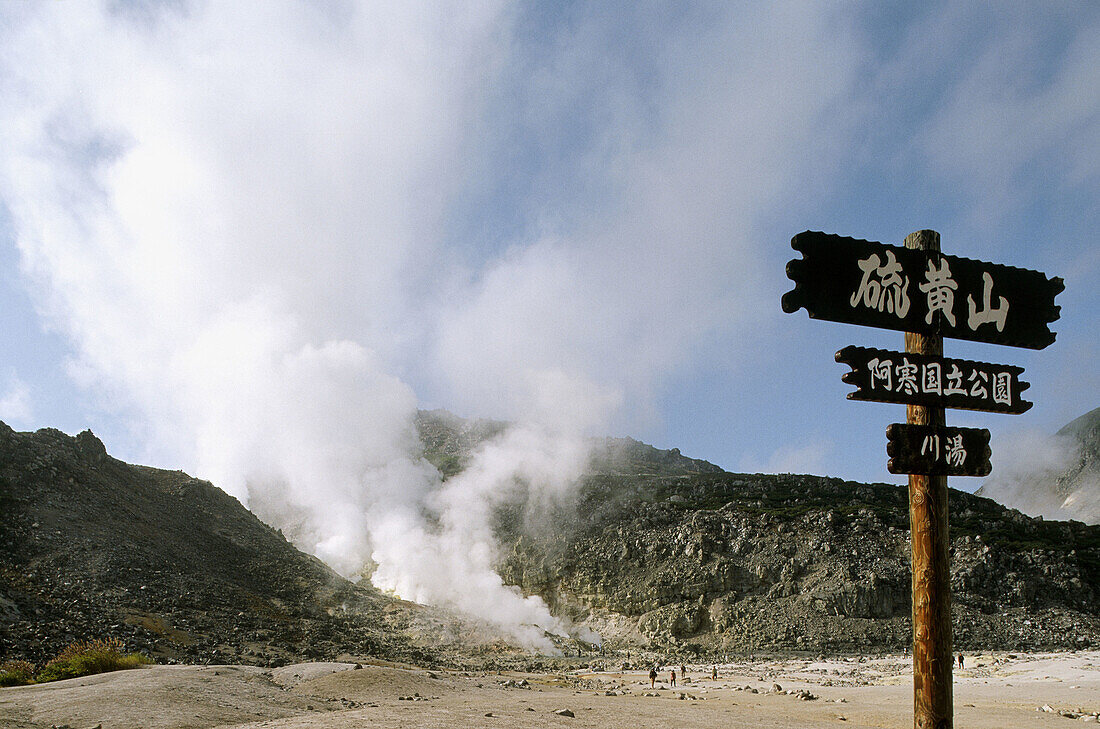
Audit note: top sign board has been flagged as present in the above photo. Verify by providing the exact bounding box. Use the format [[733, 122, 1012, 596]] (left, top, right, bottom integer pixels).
[[782, 232, 1063, 349]]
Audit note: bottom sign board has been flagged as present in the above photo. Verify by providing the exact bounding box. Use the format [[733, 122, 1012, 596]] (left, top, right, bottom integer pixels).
[[886, 424, 992, 477]]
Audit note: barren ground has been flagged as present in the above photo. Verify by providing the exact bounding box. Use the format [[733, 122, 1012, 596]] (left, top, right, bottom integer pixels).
[[1, 651, 1097, 729]]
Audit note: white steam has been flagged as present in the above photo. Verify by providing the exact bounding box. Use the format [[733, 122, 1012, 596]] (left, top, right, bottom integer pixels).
[[371, 425, 595, 649], [0, 3, 863, 648], [0, 370, 33, 427], [978, 429, 1099, 525]]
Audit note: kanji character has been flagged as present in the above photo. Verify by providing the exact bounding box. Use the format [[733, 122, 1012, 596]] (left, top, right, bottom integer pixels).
[[918, 258, 958, 327], [850, 251, 911, 319], [968, 369, 989, 399], [944, 364, 967, 396], [945, 434, 967, 467], [921, 362, 942, 395], [993, 372, 1012, 406], [896, 358, 918, 395], [967, 271, 1009, 332], [868, 357, 893, 391]]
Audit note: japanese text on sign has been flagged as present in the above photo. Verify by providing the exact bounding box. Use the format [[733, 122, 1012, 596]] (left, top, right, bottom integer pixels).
[[851, 253, 1008, 334], [782, 232, 1063, 349], [835, 346, 1031, 414], [885, 423, 992, 477], [866, 357, 1012, 405]]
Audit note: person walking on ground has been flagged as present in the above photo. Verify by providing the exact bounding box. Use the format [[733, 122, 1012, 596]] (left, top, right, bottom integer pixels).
[[670, 670, 677, 688], [712, 665, 718, 681], [649, 667, 657, 688], [680, 664, 686, 682], [958, 653, 964, 669]]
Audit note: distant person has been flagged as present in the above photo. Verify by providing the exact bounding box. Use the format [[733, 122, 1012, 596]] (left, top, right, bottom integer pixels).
[[680, 664, 686, 681], [670, 670, 677, 688], [958, 653, 964, 668], [712, 665, 718, 680], [649, 667, 657, 688]]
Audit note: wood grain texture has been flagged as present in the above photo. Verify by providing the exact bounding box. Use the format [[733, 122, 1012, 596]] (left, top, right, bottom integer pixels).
[[905, 229, 953, 729]]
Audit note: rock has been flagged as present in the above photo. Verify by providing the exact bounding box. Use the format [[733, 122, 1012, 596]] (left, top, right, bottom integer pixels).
[[554, 708, 575, 717]]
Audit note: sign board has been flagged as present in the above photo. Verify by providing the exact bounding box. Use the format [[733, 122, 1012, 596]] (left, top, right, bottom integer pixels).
[[836, 345, 1031, 414], [782, 232, 1063, 349], [886, 423, 992, 477]]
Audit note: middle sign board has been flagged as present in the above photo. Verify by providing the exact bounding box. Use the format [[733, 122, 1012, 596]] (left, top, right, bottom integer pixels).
[[835, 345, 1031, 414]]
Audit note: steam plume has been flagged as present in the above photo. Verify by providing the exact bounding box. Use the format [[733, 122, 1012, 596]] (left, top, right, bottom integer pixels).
[[0, 3, 862, 646]]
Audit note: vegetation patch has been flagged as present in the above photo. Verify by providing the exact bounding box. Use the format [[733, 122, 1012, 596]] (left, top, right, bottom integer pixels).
[[0, 659, 35, 687], [9, 638, 152, 684]]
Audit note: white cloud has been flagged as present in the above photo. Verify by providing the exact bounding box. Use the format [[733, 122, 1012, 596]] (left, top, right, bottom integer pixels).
[[904, 6, 1100, 227], [741, 440, 830, 476], [0, 2, 868, 646], [978, 428, 1097, 525], [0, 370, 33, 427]]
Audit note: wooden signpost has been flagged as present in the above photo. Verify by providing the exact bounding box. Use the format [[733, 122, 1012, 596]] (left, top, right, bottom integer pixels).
[[783, 229, 1063, 729]]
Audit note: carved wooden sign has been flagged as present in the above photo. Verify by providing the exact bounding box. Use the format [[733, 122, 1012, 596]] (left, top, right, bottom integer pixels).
[[835, 345, 1031, 414], [886, 423, 992, 477], [783, 227, 1063, 729], [782, 231, 1063, 349]]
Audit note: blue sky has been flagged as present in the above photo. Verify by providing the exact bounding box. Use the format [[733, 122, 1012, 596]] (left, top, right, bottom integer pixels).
[[0, 1, 1097, 498]]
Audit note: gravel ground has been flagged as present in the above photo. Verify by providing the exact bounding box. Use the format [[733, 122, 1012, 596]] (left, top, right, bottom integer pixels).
[[2, 651, 1096, 729]]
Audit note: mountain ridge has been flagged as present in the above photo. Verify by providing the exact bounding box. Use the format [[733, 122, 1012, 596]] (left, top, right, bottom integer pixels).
[[3, 411, 1098, 667], [977, 405, 1100, 524], [0, 420, 479, 666], [414, 409, 1099, 653]]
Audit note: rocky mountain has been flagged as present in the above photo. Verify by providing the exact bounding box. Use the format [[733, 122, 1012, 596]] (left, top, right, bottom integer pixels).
[[497, 472, 1098, 654], [416, 411, 1099, 654], [977, 406, 1100, 525], [4, 412, 1097, 669], [0, 421, 474, 667]]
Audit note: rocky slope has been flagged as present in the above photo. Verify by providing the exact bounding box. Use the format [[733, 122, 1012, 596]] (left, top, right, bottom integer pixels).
[[977, 406, 1100, 525], [4, 411, 1097, 669], [416, 411, 1099, 654], [496, 472, 1098, 653], [0, 422, 477, 667]]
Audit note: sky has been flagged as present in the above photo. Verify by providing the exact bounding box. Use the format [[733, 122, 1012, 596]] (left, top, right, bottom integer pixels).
[[0, 1, 1097, 615]]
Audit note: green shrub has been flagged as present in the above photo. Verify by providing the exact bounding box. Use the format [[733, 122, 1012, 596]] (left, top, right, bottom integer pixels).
[[0, 660, 35, 687], [33, 638, 150, 684]]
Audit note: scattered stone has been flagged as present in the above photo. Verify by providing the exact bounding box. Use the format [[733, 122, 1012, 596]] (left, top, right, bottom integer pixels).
[[554, 708, 575, 717]]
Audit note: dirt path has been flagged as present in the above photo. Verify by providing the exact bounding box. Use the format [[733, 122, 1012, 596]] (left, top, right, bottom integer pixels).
[[1, 652, 1096, 728]]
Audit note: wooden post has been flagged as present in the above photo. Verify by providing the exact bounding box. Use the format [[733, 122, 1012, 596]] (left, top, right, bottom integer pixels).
[[904, 229, 952, 729]]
